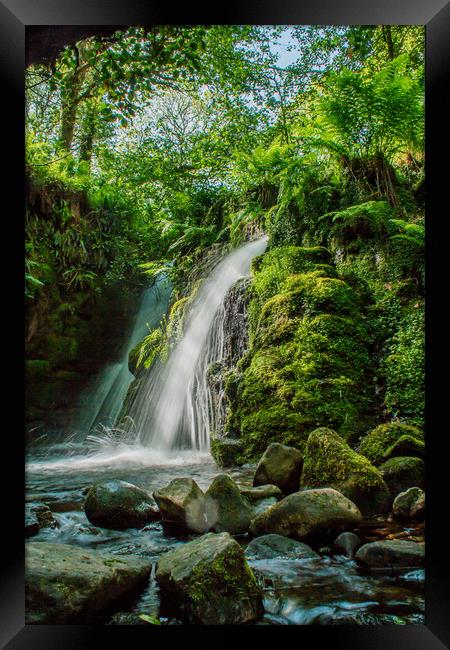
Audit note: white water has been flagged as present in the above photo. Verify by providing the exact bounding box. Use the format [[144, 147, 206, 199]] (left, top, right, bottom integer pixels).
[[127, 238, 267, 451], [73, 276, 171, 436]]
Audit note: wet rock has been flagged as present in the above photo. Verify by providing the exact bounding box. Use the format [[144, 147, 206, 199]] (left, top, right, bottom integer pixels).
[[382, 435, 425, 461], [379, 457, 425, 497], [26, 542, 152, 624], [153, 478, 208, 533], [240, 484, 283, 501], [392, 487, 425, 520], [355, 540, 425, 569], [333, 532, 361, 559], [84, 480, 159, 530], [25, 502, 58, 537], [205, 474, 253, 535], [245, 534, 319, 561], [253, 443, 303, 495], [301, 428, 391, 516], [156, 532, 262, 624], [249, 488, 362, 541]]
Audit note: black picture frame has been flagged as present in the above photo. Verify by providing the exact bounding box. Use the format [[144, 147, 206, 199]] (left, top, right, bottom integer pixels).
[[3, 1, 449, 647]]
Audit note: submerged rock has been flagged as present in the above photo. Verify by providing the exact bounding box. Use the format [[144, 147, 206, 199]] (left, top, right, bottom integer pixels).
[[392, 487, 425, 520], [26, 542, 151, 624], [333, 532, 362, 559], [379, 457, 425, 497], [156, 532, 262, 624], [205, 474, 252, 535], [153, 478, 208, 533], [249, 488, 362, 541], [25, 502, 58, 537], [355, 540, 425, 569], [245, 534, 319, 561], [301, 428, 391, 515], [253, 443, 303, 495], [84, 480, 159, 530]]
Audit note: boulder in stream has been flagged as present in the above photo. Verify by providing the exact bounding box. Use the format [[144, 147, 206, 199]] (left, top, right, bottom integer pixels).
[[25, 502, 58, 537], [253, 442, 303, 495], [355, 540, 425, 569], [204, 474, 252, 535], [245, 534, 319, 561], [26, 542, 152, 624], [301, 428, 391, 516], [153, 478, 209, 533], [84, 480, 159, 529], [392, 487, 425, 520], [249, 487, 362, 541], [332, 532, 362, 559], [379, 457, 425, 497], [156, 532, 263, 624]]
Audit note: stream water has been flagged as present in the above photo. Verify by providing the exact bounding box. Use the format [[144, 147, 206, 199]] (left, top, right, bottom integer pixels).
[[26, 445, 424, 625], [25, 239, 424, 625]]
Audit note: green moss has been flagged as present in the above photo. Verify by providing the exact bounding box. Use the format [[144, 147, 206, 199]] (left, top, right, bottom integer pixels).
[[358, 422, 423, 466], [26, 360, 50, 379], [325, 200, 393, 252], [301, 427, 390, 515], [379, 456, 425, 496]]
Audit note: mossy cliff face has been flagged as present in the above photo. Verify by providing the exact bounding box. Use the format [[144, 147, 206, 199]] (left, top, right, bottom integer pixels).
[[225, 246, 377, 460]]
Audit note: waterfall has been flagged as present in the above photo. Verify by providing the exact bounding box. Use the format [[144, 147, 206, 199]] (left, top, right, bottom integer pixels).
[[127, 238, 267, 452], [74, 275, 172, 437]]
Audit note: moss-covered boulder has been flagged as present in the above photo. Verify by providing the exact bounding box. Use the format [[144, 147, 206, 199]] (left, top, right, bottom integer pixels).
[[210, 436, 244, 467], [392, 487, 425, 520], [26, 542, 152, 624], [379, 457, 425, 497], [153, 478, 208, 533], [245, 534, 319, 561], [84, 480, 159, 530], [249, 488, 362, 541], [358, 422, 424, 466], [253, 443, 303, 495], [156, 532, 263, 624], [355, 540, 425, 569], [205, 474, 253, 535], [301, 428, 391, 515], [382, 435, 425, 461]]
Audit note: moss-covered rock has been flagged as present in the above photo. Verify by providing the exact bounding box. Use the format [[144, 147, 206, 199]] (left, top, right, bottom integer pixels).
[[253, 442, 303, 495], [205, 474, 253, 535], [210, 436, 245, 467], [227, 249, 377, 461], [249, 488, 362, 541], [358, 422, 424, 466], [382, 435, 425, 461], [379, 457, 425, 497], [156, 532, 262, 624], [301, 428, 391, 515]]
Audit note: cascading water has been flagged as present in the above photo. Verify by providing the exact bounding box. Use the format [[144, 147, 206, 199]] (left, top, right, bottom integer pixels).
[[73, 275, 172, 438], [125, 238, 267, 452]]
